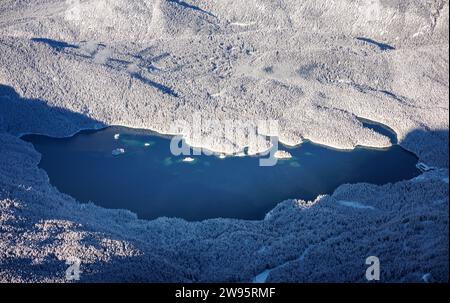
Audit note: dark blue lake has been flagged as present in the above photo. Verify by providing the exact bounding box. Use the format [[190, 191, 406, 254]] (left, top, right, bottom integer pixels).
[[23, 126, 420, 221]]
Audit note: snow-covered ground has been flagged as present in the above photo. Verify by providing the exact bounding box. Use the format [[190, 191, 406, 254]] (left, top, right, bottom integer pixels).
[[0, 0, 448, 282]]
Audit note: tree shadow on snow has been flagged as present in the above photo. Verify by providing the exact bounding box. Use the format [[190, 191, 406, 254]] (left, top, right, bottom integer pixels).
[[130, 72, 179, 97], [401, 128, 449, 168], [167, 0, 216, 18], [0, 84, 104, 136], [31, 38, 79, 52], [356, 37, 396, 51]]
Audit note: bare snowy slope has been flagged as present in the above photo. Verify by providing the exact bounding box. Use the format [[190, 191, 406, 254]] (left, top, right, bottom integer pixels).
[[0, 0, 448, 282]]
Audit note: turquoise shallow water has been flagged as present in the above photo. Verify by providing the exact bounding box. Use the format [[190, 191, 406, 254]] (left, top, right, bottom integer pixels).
[[23, 126, 420, 221]]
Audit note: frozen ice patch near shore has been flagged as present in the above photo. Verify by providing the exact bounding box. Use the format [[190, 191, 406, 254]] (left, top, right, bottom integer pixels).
[[337, 200, 376, 210], [252, 270, 271, 283], [252, 245, 314, 283], [274, 150, 293, 160], [112, 148, 125, 156]]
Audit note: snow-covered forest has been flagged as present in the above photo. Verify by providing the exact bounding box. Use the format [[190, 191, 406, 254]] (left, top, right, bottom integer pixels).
[[0, 0, 448, 282]]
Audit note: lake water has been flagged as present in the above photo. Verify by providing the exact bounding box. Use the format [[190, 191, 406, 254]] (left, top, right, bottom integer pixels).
[[23, 126, 420, 221]]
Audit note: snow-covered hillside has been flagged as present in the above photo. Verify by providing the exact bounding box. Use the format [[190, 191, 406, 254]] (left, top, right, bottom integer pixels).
[[0, 0, 448, 282], [0, 0, 448, 155]]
